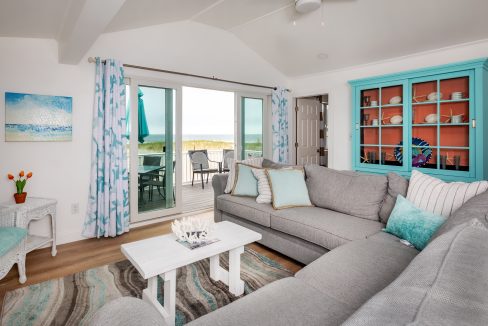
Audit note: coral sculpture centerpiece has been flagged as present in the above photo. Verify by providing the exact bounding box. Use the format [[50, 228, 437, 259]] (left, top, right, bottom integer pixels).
[[171, 216, 215, 245]]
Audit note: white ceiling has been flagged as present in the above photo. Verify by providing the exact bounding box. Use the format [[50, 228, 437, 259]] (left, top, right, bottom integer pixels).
[[1, 0, 488, 76]]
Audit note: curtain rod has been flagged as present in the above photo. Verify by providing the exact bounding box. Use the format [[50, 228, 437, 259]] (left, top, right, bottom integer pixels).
[[87, 57, 291, 92]]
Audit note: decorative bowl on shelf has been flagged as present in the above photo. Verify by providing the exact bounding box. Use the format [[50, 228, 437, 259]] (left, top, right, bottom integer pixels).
[[389, 96, 402, 105], [427, 92, 442, 101], [390, 115, 403, 125], [451, 92, 463, 100], [424, 113, 438, 123]]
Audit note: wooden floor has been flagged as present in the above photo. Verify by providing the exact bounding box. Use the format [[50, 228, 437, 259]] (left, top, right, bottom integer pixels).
[[139, 183, 214, 213], [0, 211, 303, 314]]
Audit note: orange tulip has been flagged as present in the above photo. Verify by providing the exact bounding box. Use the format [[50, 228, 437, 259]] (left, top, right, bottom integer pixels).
[[8, 174, 14, 180], [27, 172, 33, 179], [19, 170, 24, 177]]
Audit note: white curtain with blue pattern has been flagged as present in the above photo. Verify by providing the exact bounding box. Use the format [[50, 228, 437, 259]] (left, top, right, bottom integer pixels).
[[272, 87, 290, 163], [83, 58, 130, 238]]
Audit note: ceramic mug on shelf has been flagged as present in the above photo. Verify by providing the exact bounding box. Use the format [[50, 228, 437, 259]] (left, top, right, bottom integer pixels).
[[372, 119, 379, 126], [451, 114, 463, 124], [370, 100, 378, 107]]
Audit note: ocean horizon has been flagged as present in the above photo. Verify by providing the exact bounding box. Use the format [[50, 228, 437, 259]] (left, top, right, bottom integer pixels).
[[6, 123, 72, 142]]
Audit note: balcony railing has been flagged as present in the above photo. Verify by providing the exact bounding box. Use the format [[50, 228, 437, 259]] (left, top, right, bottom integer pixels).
[[137, 149, 262, 185]]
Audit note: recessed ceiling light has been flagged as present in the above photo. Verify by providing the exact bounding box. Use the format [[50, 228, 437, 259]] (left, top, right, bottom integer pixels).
[[295, 0, 321, 13], [317, 53, 328, 60]]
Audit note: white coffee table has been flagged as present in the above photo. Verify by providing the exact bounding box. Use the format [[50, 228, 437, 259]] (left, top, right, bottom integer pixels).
[[121, 221, 262, 326]]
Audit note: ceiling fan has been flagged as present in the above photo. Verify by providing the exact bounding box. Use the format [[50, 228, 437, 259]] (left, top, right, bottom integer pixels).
[[295, 0, 322, 13]]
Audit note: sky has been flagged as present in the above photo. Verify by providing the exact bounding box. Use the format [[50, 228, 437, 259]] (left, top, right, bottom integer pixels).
[[127, 86, 262, 135], [5, 92, 72, 126]]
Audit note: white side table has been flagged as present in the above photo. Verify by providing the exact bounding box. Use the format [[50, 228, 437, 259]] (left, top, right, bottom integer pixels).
[[0, 197, 57, 256]]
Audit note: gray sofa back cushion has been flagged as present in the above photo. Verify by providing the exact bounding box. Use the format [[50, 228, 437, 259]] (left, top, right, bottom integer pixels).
[[262, 159, 289, 169], [304, 165, 387, 221], [343, 219, 488, 326], [431, 189, 488, 241], [378, 173, 409, 224]]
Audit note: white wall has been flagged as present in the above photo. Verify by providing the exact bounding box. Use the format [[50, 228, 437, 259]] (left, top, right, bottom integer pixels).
[[290, 39, 488, 169], [0, 21, 289, 245]]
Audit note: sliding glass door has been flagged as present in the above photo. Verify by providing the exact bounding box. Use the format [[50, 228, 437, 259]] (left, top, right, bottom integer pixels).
[[127, 79, 182, 222], [237, 93, 268, 159]]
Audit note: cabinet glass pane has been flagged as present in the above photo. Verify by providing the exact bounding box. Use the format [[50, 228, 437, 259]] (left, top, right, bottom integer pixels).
[[412, 80, 438, 104], [361, 146, 380, 165], [381, 85, 403, 106], [440, 76, 469, 101], [360, 126, 379, 144], [361, 88, 379, 108], [439, 149, 469, 171]]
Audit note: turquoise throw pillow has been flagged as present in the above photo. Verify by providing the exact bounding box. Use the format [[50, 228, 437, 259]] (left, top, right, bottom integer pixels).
[[266, 168, 312, 209], [231, 163, 259, 197], [385, 195, 446, 250], [0, 227, 28, 256]]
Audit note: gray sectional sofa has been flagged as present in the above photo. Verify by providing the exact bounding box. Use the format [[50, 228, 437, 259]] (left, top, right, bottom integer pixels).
[[188, 162, 488, 325]]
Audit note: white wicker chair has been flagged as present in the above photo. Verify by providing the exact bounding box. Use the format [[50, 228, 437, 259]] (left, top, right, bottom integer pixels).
[[0, 207, 27, 284]]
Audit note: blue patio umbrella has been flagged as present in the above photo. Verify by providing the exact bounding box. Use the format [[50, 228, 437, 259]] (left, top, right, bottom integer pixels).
[[126, 88, 150, 143]]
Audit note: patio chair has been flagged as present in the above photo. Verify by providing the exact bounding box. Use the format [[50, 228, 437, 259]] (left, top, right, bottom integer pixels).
[[222, 149, 235, 173], [0, 207, 27, 284], [144, 161, 176, 202], [139, 155, 162, 200], [188, 150, 220, 189]]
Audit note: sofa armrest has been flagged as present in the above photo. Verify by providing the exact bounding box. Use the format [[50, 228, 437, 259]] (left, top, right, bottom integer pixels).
[[212, 174, 229, 198], [212, 174, 229, 223]]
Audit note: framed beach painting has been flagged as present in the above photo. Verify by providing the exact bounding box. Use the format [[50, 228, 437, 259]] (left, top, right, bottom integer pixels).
[[5, 92, 72, 142]]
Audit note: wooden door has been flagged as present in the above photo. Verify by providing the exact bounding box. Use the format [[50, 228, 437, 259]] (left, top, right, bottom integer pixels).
[[296, 97, 321, 165]]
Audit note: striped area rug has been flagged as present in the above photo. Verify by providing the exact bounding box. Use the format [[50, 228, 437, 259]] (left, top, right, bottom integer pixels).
[[1, 248, 293, 326]]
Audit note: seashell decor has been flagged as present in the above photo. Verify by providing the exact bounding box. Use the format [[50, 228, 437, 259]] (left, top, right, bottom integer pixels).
[[171, 216, 214, 244]]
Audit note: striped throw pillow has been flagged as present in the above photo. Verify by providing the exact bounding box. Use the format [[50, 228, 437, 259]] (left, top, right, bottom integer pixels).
[[224, 157, 263, 194], [252, 168, 272, 204], [406, 170, 488, 217]]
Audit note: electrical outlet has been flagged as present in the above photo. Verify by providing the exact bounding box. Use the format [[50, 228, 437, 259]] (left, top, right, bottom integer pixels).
[[71, 203, 79, 215]]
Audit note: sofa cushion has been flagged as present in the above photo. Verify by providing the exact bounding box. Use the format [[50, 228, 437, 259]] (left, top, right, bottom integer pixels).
[[187, 277, 355, 326], [432, 188, 488, 241], [384, 195, 446, 250], [231, 163, 259, 197], [0, 227, 28, 256], [266, 168, 312, 209], [270, 206, 384, 250], [296, 233, 418, 310], [343, 219, 488, 326], [304, 165, 387, 221], [216, 194, 275, 227], [379, 172, 409, 224], [406, 169, 488, 217], [262, 158, 289, 169]]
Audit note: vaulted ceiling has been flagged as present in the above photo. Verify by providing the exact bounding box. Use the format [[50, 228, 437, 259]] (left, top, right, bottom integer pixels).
[[1, 0, 488, 77]]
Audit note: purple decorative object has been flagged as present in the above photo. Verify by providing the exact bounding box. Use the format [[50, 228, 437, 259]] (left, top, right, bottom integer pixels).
[[394, 137, 432, 167]]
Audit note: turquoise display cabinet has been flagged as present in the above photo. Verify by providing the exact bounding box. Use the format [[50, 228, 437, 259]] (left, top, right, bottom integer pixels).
[[349, 58, 488, 181]]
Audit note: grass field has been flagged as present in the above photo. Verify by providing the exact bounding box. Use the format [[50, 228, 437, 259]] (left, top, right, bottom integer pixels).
[[137, 140, 262, 153]]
